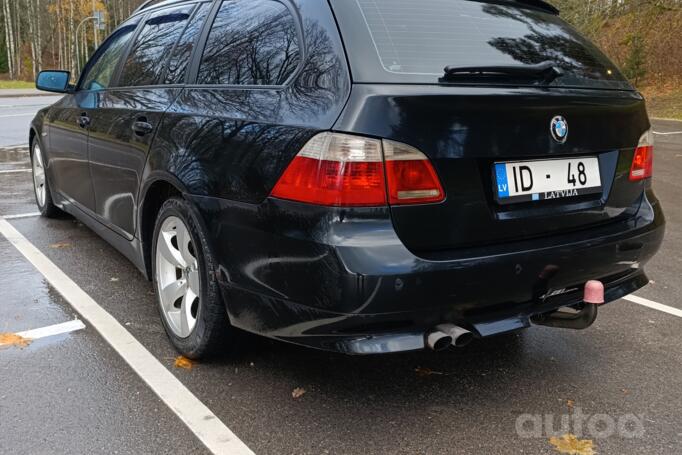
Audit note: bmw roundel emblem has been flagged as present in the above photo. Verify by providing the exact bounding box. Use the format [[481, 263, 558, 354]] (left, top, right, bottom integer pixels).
[[550, 116, 568, 143]]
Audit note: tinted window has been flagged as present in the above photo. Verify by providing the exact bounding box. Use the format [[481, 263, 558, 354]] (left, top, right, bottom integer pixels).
[[197, 0, 301, 86], [119, 5, 193, 87], [81, 23, 138, 91], [165, 2, 211, 84], [331, 0, 631, 90]]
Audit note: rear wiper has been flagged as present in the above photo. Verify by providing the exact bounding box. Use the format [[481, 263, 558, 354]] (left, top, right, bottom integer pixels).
[[439, 62, 564, 84]]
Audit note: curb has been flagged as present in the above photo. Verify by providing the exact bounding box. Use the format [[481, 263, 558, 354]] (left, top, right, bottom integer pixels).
[[651, 117, 682, 124], [0, 91, 55, 98]]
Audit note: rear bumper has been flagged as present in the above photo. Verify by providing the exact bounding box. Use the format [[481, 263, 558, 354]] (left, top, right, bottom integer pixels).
[[189, 190, 664, 354]]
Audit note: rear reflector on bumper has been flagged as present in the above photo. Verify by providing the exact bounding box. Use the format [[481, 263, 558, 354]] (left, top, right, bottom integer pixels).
[[271, 132, 445, 207]]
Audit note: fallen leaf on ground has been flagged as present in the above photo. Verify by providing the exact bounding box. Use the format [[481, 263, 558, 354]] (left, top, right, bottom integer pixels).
[[549, 434, 595, 455], [292, 387, 306, 399], [49, 242, 72, 249], [174, 356, 194, 370], [0, 333, 32, 348], [415, 367, 445, 377]]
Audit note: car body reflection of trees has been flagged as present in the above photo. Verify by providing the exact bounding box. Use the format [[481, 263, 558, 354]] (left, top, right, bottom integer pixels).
[[483, 5, 625, 89], [149, 16, 349, 204]]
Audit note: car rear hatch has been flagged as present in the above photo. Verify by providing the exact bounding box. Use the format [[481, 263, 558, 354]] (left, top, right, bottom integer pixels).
[[329, 0, 652, 254]]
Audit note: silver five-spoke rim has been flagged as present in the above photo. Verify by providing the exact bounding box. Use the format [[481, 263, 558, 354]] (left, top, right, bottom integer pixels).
[[156, 216, 200, 338], [32, 144, 46, 208]]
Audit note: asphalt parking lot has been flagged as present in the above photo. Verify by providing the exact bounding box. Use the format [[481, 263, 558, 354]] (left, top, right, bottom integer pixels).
[[1, 119, 681, 455]]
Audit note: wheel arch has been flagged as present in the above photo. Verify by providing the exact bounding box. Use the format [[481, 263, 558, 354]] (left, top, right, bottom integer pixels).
[[138, 173, 189, 279], [29, 127, 37, 148]]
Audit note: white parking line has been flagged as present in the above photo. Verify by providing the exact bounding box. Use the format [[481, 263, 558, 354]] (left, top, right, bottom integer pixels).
[[4, 212, 41, 220], [653, 131, 682, 135], [0, 161, 30, 166], [0, 144, 29, 150], [14, 319, 86, 341], [0, 169, 31, 174], [623, 294, 682, 318], [0, 217, 254, 455]]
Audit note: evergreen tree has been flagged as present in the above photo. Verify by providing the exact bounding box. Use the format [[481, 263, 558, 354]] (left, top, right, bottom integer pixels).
[[623, 34, 647, 86], [0, 35, 7, 74]]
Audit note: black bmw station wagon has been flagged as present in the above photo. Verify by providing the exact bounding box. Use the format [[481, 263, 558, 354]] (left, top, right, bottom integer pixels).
[[31, 0, 664, 357]]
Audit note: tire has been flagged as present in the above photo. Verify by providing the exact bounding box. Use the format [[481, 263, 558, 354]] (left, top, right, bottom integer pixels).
[[31, 139, 62, 218], [152, 197, 231, 359]]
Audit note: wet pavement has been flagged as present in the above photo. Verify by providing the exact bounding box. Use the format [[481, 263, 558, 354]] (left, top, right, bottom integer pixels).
[[0, 120, 681, 454]]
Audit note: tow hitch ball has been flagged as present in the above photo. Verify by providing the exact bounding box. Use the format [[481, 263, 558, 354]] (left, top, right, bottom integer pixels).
[[531, 280, 605, 330]]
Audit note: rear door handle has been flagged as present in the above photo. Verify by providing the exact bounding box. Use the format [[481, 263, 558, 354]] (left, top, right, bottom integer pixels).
[[132, 118, 154, 136], [78, 113, 90, 129]]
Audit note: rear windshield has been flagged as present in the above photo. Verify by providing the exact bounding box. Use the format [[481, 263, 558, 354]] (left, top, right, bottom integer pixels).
[[330, 0, 632, 90]]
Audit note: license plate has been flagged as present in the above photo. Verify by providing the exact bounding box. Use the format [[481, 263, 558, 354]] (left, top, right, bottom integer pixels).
[[494, 157, 602, 204]]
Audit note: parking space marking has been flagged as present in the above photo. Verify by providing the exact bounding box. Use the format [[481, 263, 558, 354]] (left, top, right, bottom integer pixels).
[[624, 294, 682, 318], [4, 212, 41, 220], [0, 145, 29, 150], [0, 169, 31, 174], [11, 319, 86, 342], [0, 217, 254, 455], [653, 131, 682, 135], [0, 161, 30, 166]]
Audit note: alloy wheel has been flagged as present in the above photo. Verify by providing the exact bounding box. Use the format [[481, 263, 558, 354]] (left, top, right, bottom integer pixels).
[[155, 216, 201, 338], [32, 143, 46, 208]]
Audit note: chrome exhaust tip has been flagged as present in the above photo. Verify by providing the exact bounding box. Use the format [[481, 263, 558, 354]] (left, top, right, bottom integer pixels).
[[426, 329, 453, 351], [436, 324, 474, 348]]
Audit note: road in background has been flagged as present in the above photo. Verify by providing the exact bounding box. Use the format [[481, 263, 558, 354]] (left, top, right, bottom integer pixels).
[[0, 95, 63, 147], [0, 120, 680, 454]]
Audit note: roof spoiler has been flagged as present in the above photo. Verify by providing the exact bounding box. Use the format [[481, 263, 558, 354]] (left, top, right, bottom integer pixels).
[[514, 0, 560, 14]]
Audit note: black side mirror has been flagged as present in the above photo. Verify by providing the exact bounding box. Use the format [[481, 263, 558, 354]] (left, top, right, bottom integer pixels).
[[36, 70, 72, 94]]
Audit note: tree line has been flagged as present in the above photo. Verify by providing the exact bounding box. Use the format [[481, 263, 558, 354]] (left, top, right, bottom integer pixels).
[[1, 0, 145, 80], [1, 0, 681, 87], [550, 0, 682, 86]]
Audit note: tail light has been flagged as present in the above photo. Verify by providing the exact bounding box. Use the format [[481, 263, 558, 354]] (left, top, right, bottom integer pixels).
[[383, 140, 444, 205], [629, 129, 654, 181], [270, 133, 386, 206], [271, 132, 445, 207]]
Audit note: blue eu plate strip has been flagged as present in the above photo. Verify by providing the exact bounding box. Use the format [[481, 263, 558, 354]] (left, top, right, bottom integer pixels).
[[495, 163, 509, 198]]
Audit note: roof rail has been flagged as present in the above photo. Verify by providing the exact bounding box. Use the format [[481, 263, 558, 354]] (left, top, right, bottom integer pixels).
[[133, 0, 197, 15], [133, 0, 157, 14]]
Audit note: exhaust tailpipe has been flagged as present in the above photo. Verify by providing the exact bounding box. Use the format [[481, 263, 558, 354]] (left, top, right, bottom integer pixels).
[[426, 329, 453, 352], [437, 324, 474, 348]]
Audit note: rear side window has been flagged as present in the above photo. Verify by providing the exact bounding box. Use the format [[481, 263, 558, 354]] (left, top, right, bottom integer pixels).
[[119, 5, 194, 87], [330, 0, 631, 90], [197, 0, 301, 86], [164, 2, 212, 84]]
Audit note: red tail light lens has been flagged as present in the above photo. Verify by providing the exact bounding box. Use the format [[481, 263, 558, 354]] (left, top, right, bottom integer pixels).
[[271, 133, 445, 207], [271, 133, 387, 206], [629, 130, 654, 181], [383, 140, 445, 205]]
